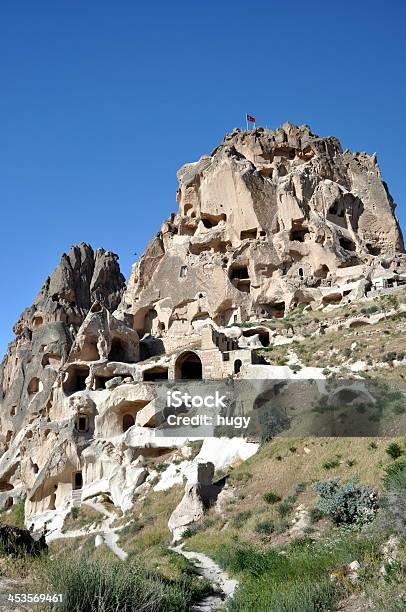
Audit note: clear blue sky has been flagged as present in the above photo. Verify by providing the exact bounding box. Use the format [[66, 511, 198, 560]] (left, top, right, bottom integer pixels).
[[1, 1, 406, 357]]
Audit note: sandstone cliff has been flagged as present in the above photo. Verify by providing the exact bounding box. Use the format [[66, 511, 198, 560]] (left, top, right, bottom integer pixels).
[[117, 123, 404, 348], [0, 123, 404, 535]]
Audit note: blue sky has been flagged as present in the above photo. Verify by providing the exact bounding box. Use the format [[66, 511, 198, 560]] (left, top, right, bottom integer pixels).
[[1, 1, 406, 356]]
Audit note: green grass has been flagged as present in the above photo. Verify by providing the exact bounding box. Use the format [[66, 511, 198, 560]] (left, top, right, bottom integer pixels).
[[0, 501, 25, 528], [211, 531, 381, 611], [0, 546, 213, 612], [43, 552, 212, 612]]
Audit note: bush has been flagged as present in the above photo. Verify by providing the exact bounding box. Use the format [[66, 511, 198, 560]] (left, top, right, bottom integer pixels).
[[277, 500, 294, 518], [313, 477, 378, 525], [386, 442, 403, 460], [309, 508, 324, 524], [294, 482, 307, 495], [70, 507, 80, 520], [322, 459, 340, 470], [182, 525, 200, 539], [232, 511, 252, 528], [255, 520, 274, 535], [263, 492, 281, 505], [230, 471, 252, 484]]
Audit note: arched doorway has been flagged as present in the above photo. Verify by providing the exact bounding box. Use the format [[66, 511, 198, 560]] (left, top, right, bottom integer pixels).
[[175, 352, 203, 380], [122, 413, 135, 432], [234, 359, 242, 374], [73, 471, 83, 490]]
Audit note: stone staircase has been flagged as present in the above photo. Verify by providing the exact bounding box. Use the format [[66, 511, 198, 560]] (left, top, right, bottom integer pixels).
[[71, 489, 82, 507]]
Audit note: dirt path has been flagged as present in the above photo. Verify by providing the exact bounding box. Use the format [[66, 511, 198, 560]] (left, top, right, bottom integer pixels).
[[171, 543, 238, 611]]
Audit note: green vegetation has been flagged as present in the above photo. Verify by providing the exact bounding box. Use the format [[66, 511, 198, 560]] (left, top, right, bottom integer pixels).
[[322, 458, 340, 470], [262, 491, 281, 504], [254, 520, 274, 535], [213, 533, 382, 611], [313, 478, 378, 525], [182, 436, 406, 611], [44, 552, 212, 612], [0, 501, 25, 528], [386, 442, 404, 460], [1, 435, 405, 611], [258, 289, 406, 373]]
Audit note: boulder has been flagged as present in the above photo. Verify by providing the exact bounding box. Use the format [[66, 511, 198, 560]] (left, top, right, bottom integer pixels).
[[0, 523, 47, 557]]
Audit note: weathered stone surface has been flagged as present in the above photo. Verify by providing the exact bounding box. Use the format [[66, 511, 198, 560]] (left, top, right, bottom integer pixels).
[[0, 124, 404, 534], [116, 124, 405, 348], [168, 461, 219, 541]]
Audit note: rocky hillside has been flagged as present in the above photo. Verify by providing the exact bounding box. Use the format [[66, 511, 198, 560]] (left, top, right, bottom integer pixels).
[[118, 122, 405, 342], [0, 124, 405, 611]]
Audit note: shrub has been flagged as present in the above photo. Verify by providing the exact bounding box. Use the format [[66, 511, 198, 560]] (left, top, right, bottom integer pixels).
[[232, 511, 252, 528], [309, 508, 324, 524], [263, 492, 281, 505], [313, 477, 378, 525], [117, 519, 143, 539], [386, 442, 403, 460], [294, 482, 307, 495], [69, 507, 79, 520], [255, 520, 274, 535], [277, 500, 294, 518], [322, 459, 340, 470], [212, 533, 382, 611], [182, 524, 200, 539]]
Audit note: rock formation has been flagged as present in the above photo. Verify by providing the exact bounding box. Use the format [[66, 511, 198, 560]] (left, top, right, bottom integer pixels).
[[0, 523, 47, 556], [168, 461, 220, 541], [117, 123, 405, 348], [0, 123, 404, 533]]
